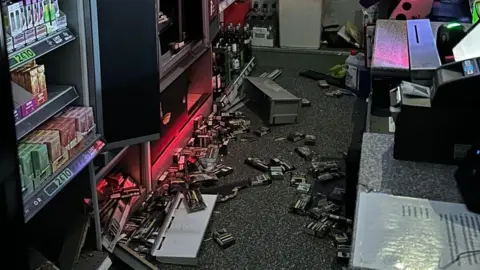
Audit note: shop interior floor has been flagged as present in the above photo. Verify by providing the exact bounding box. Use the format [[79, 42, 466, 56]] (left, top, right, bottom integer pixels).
[[109, 66, 358, 270]]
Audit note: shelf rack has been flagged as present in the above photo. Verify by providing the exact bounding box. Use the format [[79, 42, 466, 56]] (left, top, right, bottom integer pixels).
[[0, 2, 110, 263], [9, 28, 75, 71], [15, 85, 79, 140], [23, 134, 104, 222]]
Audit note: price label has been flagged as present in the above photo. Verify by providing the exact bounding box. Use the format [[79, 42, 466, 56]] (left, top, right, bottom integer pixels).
[[11, 48, 36, 65]]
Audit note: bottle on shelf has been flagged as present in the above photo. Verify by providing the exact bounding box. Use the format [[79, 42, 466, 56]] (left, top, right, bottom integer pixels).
[[219, 22, 225, 40], [242, 24, 252, 63], [212, 52, 223, 99], [235, 24, 244, 67], [225, 44, 233, 84], [231, 42, 240, 77], [226, 23, 234, 41]]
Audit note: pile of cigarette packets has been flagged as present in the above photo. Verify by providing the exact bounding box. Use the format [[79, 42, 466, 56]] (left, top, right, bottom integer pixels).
[[96, 110, 256, 256]]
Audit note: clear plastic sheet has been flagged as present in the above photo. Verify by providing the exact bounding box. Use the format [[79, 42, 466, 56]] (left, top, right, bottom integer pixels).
[[351, 192, 480, 270]]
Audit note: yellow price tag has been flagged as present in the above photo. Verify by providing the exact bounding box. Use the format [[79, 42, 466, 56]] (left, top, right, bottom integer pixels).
[[12, 49, 36, 65]]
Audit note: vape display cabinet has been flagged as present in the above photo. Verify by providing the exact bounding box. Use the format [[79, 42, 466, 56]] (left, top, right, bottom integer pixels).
[[1, 0, 104, 268]]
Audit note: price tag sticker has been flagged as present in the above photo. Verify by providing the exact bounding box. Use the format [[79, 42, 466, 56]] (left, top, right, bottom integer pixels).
[[11, 48, 36, 66]]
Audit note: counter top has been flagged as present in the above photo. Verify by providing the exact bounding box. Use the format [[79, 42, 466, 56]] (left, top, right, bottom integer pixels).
[[351, 133, 465, 269], [358, 132, 461, 203]]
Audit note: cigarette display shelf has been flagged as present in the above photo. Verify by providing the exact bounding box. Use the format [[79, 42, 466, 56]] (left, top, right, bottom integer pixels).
[[15, 85, 79, 140], [9, 28, 75, 71], [160, 42, 209, 93], [23, 134, 105, 222]]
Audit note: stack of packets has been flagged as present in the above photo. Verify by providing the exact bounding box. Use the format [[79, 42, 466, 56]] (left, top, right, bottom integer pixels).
[[289, 186, 352, 264], [245, 157, 296, 186], [3, 0, 68, 53], [96, 172, 143, 252], [96, 111, 254, 257], [11, 61, 47, 121], [18, 106, 95, 197]]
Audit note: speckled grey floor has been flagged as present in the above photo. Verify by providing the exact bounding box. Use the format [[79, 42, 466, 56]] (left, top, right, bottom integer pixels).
[[141, 67, 356, 270], [358, 133, 461, 203]]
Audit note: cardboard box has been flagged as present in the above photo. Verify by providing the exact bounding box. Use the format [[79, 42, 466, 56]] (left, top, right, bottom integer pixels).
[[42, 117, 76, 148], [82, 107, 95, 132], [62, 107, 89, 133], [36, 65, 47, 92], [68, 133, 84, 157], [26, 143, 51, 186], [23, 66, 40, 95], [36, 130, 62, 162], [18, 144, 35, 188], [24, 27, 36, 44], [35, 23, 47, 40], [251, 27, 274, 47], [36, 89, 48, 105], [13, 32, 26, 50], [56, 117, 81, 155], [11, 82, 38, 117]]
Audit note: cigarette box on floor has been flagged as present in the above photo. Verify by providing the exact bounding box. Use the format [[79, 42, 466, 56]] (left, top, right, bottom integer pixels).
[[243, 77, 301, 124]]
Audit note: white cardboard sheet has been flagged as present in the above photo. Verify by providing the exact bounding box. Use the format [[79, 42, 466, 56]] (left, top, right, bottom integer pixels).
[[353, 192, 480, 269]]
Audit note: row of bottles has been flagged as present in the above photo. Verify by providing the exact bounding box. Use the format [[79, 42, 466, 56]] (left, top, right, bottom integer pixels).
[[212, 23, 252, 99]]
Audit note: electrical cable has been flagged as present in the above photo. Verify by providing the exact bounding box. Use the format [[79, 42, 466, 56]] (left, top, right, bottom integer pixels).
[[438, 249, 480, 269]]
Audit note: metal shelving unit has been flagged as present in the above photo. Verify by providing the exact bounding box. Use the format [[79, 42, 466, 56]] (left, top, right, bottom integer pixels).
[[9, 28, 75, 71], [15, 85, 78, 140], [23, 134, 104, 222], [1, 1, 109, 264]]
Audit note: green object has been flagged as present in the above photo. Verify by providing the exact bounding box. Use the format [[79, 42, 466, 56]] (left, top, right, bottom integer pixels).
[[11, 48, 36, 65], [446, 22, 462, 29], [43, 1, 50, 23], [473, 2, 480, 24], [49, 0, 56, 20], [328, 64, 346, 79]]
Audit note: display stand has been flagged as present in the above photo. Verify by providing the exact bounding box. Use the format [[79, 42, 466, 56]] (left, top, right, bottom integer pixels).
[[0, 0, 106, 267]]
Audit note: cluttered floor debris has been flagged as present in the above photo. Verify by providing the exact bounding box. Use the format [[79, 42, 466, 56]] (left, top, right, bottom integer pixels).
[[108, 67, 357, 270]]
